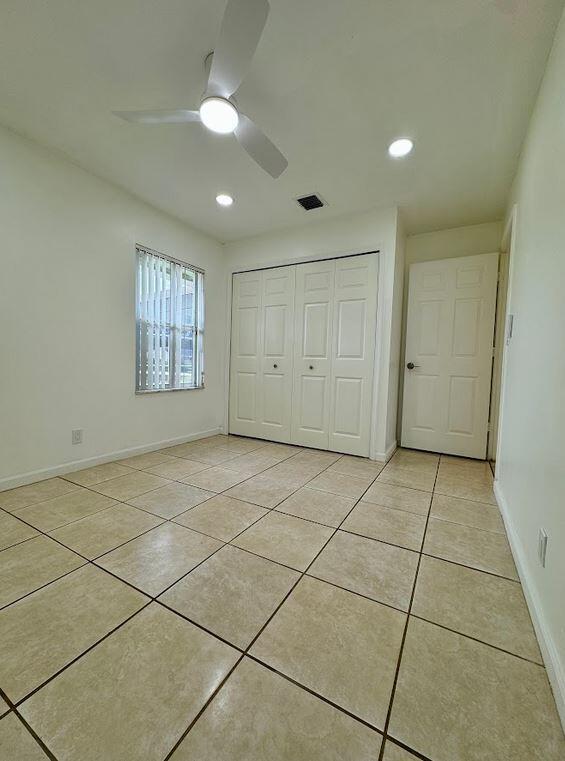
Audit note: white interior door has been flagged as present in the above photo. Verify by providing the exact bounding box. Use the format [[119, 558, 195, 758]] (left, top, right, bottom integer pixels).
[[329, 254, 378, 456], [229, 270, 263, 438], [401, 252, 499, 458], [291, 260, 335, 449], [259, 266, 295, 442]]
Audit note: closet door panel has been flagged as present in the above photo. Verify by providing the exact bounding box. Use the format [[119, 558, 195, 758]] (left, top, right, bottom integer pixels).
[[329, 254, 378, 456], [259, 266, 295, 441], [229, 271, 263, 436], [291, 261, 335, 449]]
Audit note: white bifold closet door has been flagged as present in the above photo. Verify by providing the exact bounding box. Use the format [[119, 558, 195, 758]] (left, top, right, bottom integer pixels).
[[291, 254, 378, 454], [229, 266, 295, 442], [229, 253, 378, 456]]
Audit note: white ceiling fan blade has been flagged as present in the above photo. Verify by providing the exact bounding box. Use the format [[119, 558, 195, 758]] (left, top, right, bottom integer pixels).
[[235, 114, 287, 178], [207, 0, 270, 98], [113, 109, 200, 124]]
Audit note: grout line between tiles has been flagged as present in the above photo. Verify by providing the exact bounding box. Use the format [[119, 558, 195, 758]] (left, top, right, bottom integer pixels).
[[376, 451, 441, 761], [245, 653, 385, 733], [409, 613, 544, 667], [11, 601, 153, 708]]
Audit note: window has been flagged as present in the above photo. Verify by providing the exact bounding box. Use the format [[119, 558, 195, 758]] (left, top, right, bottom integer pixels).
[[135, 245, 204, 392]]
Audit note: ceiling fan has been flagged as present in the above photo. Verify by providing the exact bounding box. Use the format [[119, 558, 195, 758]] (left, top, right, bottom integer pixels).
[[113, 0, 287, 178]]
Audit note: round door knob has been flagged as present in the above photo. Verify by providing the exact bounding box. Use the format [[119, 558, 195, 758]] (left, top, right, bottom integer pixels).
[[406, 362, 420, 370], [273, 364, 278, 369], [309, 365, 314, 370]]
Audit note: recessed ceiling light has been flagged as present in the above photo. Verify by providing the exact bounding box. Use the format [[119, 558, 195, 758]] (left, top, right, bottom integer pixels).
[[216, 193, 234, 207], [388, 138, 414, 158], [200, 97, 239, 134]]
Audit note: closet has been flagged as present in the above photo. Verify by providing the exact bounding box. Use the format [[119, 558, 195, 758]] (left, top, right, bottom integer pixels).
[[228, 253, 378, 456]]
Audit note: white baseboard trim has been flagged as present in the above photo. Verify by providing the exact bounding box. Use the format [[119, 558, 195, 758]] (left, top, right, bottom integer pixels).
[[371, 441, 397, 463], [494, 480, 565, 730], [0, 427, 223, 492]]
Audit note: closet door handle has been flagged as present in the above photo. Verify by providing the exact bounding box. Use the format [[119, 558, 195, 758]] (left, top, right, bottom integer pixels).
[[309, 365, 314, 370], [273, 364, 278, 369]]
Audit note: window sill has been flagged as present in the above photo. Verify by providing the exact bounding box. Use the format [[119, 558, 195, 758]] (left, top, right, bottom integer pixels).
[[135, 385, 205, 395]]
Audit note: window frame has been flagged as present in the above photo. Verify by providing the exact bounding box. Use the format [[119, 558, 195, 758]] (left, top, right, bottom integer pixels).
[[135, 244, 205, 394]]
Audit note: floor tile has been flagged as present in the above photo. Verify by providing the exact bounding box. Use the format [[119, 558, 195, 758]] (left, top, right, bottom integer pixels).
[[96, 522, 222, 596], [143, 458, 209, 480], [118, 451, 178, 470], [389, 449, 439, 468], [0, 478, 79, 513], [211, 437, 265, 454], [343, 501, 427, 551], [160, 545, 299, 649], [251, 576, 405, 729], [382, 740, 420, 760], [258, 443, 302, 460], [424, 517, 518, 579], [0, 536, 84, 608], [90, 471, 171, 501], [377, 465, 436, 492], [224, 475, 296, 508], [309, 530, 418, 611], [0, 565, 147, 702], [259, 462, 315, 488], [181, 466, 248, 493], [189, 447, 241, 466], [328, 455, 384, 482], [307, 471, 368, 499], [11, 490, 117, 532], [223, 452, 282, 476], [174, 494, 267, 542], [293, 450, 342, 467], [63, 462, 134, 486], [0, 696, 8, 718], [437, 457, 494, 482], [50, 504, 162, 559], [434, 474, 497, 504], [363, 482, 431, 516], [275, 486, 355, 527], [163, 441, 207, 458], [19, 604, 239, 761], [412, 555, 541, 662], [170, 657, 382, 760], [431, 493, 504, 533], [0, 512, 38, 552], [389, 617, 565, 761], [232, 511, 333, 571], [127, 481, 214, 519], [0, 713, 49, 760]]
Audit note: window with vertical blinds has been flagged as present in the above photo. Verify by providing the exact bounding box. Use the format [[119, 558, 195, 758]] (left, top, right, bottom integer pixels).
[[135, 246, 204, 392]]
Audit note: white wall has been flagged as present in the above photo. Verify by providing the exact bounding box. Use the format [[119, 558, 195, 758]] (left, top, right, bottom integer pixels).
[[405, 221, 503, 267], [0, 125, 226, 488], [397, 221, 503, 439], [495, 8, 565, 725], [223, 207, 403, 460]]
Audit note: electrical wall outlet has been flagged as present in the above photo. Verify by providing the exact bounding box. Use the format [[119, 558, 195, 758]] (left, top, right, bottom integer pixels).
[[538, 528, 548, 568], [72, 429, 83, 445]]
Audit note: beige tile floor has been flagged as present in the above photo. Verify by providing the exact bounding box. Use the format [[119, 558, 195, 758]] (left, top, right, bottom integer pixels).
[[0, 436, 563, 761]]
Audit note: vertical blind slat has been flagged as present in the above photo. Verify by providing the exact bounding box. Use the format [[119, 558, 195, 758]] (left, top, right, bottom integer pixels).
[[135, 248, 203, 391]]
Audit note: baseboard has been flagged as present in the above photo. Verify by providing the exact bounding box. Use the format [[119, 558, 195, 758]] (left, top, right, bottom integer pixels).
[[371, 441, 397, 463], [493, 480, 565, 730], [0, 427, 223, 492]]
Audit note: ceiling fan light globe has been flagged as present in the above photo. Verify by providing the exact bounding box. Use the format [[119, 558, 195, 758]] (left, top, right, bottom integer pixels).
[[200, 97, 239, 134], [388, 138, 414, 158]]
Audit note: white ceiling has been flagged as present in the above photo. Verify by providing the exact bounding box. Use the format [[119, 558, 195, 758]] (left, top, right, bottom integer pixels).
[[1, 0, 563, 241]]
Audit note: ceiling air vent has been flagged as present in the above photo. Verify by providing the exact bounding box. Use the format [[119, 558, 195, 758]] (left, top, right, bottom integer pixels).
[[296, 193, 325, 211]]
